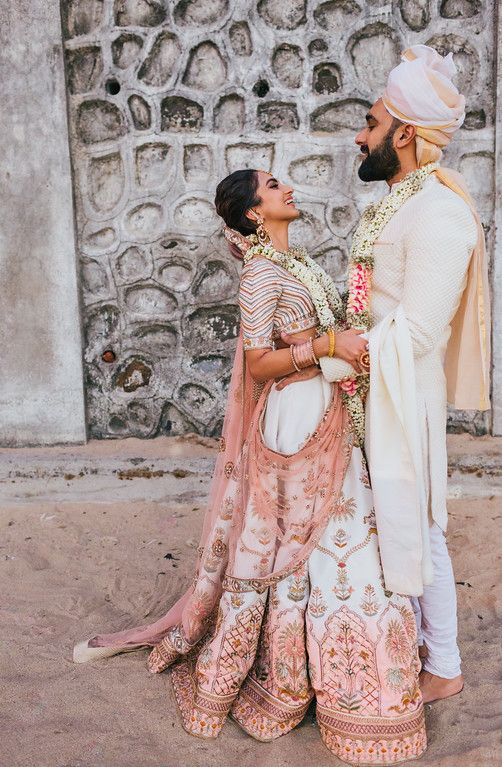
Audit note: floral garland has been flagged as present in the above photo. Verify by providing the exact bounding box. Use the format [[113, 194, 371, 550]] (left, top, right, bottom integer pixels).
[[243, 239, 345, 331], [339, 161, 440, 442]]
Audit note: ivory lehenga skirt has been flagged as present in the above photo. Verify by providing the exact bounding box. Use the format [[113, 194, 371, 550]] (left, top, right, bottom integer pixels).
[[148, 377, 427, 765]]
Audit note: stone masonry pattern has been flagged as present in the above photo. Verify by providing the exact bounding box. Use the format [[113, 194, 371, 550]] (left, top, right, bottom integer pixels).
[[61, 0, 495, 439]]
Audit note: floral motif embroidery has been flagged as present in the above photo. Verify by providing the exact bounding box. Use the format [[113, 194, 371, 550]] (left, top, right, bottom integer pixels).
[[186, 588, 216, 638], [230, 593, 245, 609], [212, 536, 227, 558], [333, 495, 357, 521], [274, 314, 318, 338], [149, 390, 426, 760], [224, 461, 234, 478], [321, 607, 380, 714], [203, 528, 228, 573], [388, 679, 422, 714], [398, 604, 418, 641], [275, 621, 310, 699], [213, 603, 265, 695], [364, 508, 377, 529], [360, 584, 381, 617], [219, 497, 234, 521], [333, 562, 354, 601], [360, 459, 371, 489], [251, 526, 273, 546], [302, 465, 329, 500], [385, 619, 412, 666], [317, 707, 426, 764], [287, 573, 308, 602], [308, 586, 327, 618], [386, 667, 405, 691], [333, 528, 349, 549], [197, 644, 214, 672]]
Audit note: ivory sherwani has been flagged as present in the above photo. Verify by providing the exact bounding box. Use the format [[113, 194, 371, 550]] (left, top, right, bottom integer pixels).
[[322, 173, 477, 546]]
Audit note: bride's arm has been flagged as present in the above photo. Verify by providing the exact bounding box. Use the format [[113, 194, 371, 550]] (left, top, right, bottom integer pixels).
[[245, 336, 329, 382], [240, 259, 330, 383], [275, 329, 367, 389], [240, 260, 366, 383]]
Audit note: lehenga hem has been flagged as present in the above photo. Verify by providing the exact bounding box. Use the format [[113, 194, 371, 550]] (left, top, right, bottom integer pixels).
[[317, 705, 427, 765], [230, 676, 313, 741]]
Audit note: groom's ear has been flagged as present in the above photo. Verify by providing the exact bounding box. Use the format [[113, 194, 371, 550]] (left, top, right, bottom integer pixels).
[[394, 123, 417, 148]]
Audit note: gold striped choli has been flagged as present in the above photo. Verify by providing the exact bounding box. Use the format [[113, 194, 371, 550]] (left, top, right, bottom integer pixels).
[[239, 258, 318, 350]]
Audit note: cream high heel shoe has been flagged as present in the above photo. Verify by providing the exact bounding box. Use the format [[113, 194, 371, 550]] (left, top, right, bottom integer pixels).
[[73, 639, 138, 664]]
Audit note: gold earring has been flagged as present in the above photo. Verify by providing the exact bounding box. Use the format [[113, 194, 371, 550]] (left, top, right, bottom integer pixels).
[[255, 215, 271, 246]]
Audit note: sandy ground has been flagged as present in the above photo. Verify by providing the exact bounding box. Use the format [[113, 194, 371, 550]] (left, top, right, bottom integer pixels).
[[1, 436, 502, 767]]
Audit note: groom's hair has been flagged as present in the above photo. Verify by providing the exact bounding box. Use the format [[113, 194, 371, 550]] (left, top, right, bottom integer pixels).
[[215, 170, 261, 236], [389, 116, 404, 131]]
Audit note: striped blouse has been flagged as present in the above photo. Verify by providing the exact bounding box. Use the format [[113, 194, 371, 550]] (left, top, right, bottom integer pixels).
[[239, 258, 318, 350]]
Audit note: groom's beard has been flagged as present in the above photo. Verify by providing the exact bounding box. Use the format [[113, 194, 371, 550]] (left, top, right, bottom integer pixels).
[[358, 130, 401, 182]]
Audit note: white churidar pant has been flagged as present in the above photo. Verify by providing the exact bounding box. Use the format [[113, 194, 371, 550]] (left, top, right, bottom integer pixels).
[[411, 522, 461, 679]]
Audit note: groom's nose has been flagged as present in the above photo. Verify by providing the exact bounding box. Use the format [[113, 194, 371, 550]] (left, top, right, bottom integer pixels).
[[355, 129, 365, 146]]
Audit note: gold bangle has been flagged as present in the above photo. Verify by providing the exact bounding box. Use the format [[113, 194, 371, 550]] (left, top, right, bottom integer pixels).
[[327, 328, 336, 358]]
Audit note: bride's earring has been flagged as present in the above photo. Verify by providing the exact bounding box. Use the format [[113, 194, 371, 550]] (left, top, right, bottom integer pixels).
[[255, 215, 271, 246]]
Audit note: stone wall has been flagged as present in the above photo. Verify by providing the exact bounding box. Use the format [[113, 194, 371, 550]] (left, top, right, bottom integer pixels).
[[62, 0, 496, 439]]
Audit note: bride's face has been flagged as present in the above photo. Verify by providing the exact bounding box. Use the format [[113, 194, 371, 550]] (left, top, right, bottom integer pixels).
[[249, 171, 300, 225]]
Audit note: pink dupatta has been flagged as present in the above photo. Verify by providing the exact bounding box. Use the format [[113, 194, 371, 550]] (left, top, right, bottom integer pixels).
[[90, 235, 354, 652], [90, 335, 353, 650]]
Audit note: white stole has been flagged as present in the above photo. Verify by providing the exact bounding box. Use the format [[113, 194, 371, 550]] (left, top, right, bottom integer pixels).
[[365, 306, 433, 597]]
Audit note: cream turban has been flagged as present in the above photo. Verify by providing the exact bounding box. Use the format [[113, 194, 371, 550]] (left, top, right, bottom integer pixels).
[[382, 44, 465, 164], [382, 44, 490, 413]]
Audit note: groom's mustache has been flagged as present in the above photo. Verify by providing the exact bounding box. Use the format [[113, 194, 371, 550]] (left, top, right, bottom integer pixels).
[[360, 145, 369, 156]]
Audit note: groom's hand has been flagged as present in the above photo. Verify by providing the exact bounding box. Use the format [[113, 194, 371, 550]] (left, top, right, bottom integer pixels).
[[275, 365, 321, 391], [334, 329, 367, 374]]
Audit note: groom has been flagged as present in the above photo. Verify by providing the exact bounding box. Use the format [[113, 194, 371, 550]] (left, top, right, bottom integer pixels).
[[283, 45, 490, 704]]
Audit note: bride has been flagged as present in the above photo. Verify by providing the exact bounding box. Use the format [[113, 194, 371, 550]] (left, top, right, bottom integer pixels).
[[74, 169, 426, 764]]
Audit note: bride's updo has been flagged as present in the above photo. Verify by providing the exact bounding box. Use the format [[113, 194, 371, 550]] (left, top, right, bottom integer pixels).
[[214, 169, 260, 236]]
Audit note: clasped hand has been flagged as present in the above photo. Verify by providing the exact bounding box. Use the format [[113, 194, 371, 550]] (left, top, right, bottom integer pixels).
[[275, 328, 368, 391]]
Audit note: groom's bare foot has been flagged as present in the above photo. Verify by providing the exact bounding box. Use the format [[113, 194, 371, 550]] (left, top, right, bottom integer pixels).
[[419, 671, 464, 703]]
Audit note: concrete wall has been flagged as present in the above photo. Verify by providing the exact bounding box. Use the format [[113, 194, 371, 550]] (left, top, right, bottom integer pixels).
[[61, 0, 498, 440], [493, 3, 502, 436], [0, 1, 86, 446]]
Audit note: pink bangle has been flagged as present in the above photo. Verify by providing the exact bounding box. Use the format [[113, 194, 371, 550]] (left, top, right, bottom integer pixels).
[[295, 341, 316, 369], [309, 337, 319, 365], [290, 344, 301, 372]]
